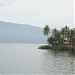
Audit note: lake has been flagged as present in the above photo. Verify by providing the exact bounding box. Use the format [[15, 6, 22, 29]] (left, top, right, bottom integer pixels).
[[0, 44, 75, 75]]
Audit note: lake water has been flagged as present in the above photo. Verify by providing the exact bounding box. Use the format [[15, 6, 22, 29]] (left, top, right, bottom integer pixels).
[[0, 44, 75, 75]]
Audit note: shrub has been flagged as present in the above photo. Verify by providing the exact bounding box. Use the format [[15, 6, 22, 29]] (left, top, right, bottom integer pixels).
[[38, 45, 51, 49], [53, 44, 63, 50]]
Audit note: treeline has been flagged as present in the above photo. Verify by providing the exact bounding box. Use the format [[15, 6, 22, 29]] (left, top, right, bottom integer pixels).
[[42, 25, 75, 49]]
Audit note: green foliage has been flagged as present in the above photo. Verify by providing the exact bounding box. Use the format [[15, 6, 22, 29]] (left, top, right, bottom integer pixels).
[[38, 45, 51, 49], [42, 25, 75, 50], [48, 25, 75, 45], [53, 44, 63, 50], [72, 36, 75, 45], [47, 36, 54, 45], [43, 25, 50, 37], [53, 28, 58, 37]]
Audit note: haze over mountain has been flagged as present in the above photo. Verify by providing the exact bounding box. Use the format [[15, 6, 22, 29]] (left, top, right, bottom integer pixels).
[[0, 21, 46, 43]]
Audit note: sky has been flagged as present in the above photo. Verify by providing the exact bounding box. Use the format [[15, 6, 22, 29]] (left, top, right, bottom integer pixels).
[[0, 0, 74, 29]]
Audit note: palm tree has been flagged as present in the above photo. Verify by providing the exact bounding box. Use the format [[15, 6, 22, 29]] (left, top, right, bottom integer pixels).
[[67, 30, 70, 40], [70, 29, 74, 44], [61, 28, 65, 44], [61, 28, 64, 37], [47, 36, 54, 46], [56, 31, 61, 44], [43, 25, 50, 39], [53, 28, 58, 37], [65, 25, 68, 31], [64, 25, 69, 38]]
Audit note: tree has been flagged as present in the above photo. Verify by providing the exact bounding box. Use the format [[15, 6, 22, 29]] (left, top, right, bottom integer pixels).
[[64, 25, 69, 38], [42, 25, 75, 49], [43, 25, 50, 39], [47, 36, 54, 45], [53, 28, 58, 37], [56, 31, 61, 44], [61, 28, 65, 38], [72, 36, 75, 45], [70, 29, 74, 44]]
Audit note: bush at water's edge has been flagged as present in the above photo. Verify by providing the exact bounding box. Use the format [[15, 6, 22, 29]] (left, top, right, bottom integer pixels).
[[38, 45, 51, 49], [38, 44, 75, 50]]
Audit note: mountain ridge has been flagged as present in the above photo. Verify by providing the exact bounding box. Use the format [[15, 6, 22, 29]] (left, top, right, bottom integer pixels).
[[0, 21, 46, 43]]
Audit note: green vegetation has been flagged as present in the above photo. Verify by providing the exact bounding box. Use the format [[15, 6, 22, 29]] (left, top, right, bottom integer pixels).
[[43, 25, 50, 41], [38, 25, 75, 50], [38, 45, 51, 49]]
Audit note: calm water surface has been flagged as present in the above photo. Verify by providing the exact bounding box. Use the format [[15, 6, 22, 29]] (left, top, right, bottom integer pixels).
[[0, 44, 75, 75]]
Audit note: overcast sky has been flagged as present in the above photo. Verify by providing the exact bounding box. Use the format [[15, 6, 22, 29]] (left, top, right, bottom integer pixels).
[[0, 0, 74, 29]]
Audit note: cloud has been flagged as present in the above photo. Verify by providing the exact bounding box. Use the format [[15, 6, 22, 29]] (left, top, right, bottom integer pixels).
[[0, 0, 74, 28], [0, 0, 17, 7]]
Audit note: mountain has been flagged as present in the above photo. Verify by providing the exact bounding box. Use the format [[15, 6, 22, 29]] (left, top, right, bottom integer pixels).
[[0, 21, 46, 43]]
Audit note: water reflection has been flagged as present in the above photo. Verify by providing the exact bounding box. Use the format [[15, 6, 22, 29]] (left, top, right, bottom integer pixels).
[[0, 44, 75, 74], [42, 50, 75, 75]]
